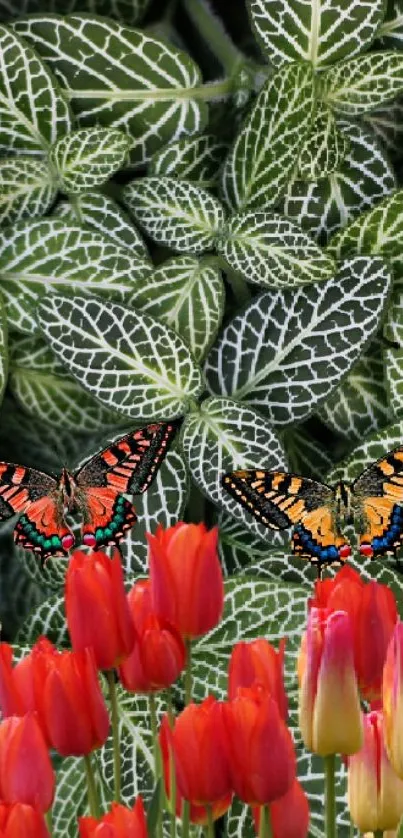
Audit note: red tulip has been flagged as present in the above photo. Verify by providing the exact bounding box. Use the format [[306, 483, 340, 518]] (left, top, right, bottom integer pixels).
[[118, 580, 186, 692], [79, 797, 147, 837], [0, 714, 54, 811], [383, 622, 403, 778], [252, 780, 310, 838], [228, 638, 288, 720], [65, 550, 135, 670], [0, 802, 50, 837], [0, 640, 46, 717], [147, 523, 223, 639], [223, 684, 295, 804]]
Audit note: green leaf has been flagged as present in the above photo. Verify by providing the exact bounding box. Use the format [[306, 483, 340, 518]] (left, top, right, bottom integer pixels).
[[363, 95, 403, 163], [50, 127, 131, 193], [220, 63, 315, 212], [297, 103, 350, 180], [327, 418, 403, 483], [248, 0, 385, 68], [14, 14, 207, 168], [218, 210, 336, 289], [37, 294, 204, 420], [282, 425, 334, 482], [0, 23, 72, 155], [218, 512, 289, 576], [283, 121, 395, 243], [45, 0, 151, 25], [385, 290, 403, 346], [0, 218, 151, 333], [322, 51, 403, 116], [0, 296, 8, 404], [0, 157, 56, 226], [179, 395, 287, 538], [9, 334, 124, 432], [378, 0, 403, 49], [133, 255, 225, 363], [385, 345, 403, 418], [123, 177, 226, 254], [16, 593, 68, 647], [148, 133, 228, 188], [205, 257, 391, 425]]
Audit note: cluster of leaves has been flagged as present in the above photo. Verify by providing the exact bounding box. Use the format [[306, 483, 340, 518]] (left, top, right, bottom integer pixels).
[[2, 0, 403, 834]]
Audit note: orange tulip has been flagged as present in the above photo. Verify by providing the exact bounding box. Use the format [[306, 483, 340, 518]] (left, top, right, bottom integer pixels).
[[0, 714, 54, 811], [252, 780, 310, 838], [228, 638, 288, 720], [147, 523, 223, 639], [65, 550, 135, 670], [0, 802, 50, 837], [79, 798, 148, 837]]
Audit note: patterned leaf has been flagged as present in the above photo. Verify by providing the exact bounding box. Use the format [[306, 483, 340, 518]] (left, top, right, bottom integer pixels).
[[297, 103, 350, 180], [0, 157, 56, 226], [0, 541, 45, 639], [327, 418, 403, 483], [217, 210, 336, 289], [248, 0, 385, 68], [16, 593, 67, 647], [14, 14, 207, 168], [179, 396, 288, 538], [385, 293, 403, 347], [385, 346, 403, 418], [378, 0, 403, 49], [282, 425, 334, 482], [0, 298, 8, 407], [9, 334, 124, 432], [0, 24, 72, 155], [52, 757, 94, 838], [220, 63, 315, 212], [133, 255, 225, 362], [283, 121, 395, 243], [322, 51, 403, 116], [37, 294, 204, 419], [363, 95, 403, 162], [218, 512, 289, 576], [204, 257, 391, 425], [44, 0, 151, 24], [0, 218, 151, 333], [123, 177, 226, 254], [50, 127, 131, 193], [53, 191, 149, 258], [148, 133, 228, 188]]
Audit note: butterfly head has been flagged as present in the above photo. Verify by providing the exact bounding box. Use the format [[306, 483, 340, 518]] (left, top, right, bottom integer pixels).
[[60, 468, 78, 511]]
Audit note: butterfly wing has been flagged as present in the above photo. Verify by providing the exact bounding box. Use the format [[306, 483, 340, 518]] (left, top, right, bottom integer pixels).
[[353, 447, 403, 557], [222, 470, 350, 566], [74, 422, 178, 548]]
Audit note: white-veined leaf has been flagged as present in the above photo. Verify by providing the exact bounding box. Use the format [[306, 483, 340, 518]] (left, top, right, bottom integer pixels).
[[50, 127, 131, 192], [385, 346, 403, 418], [16, 593, 67, 646], [218, 210, 336, 288], [218, 511, 290, 576], [297, 103, 350, 180], [327, 418, 403, 482], [133, 255, 225, 362], [363, 94, 403, 162], [0, 297, 7, 406], [123, 177, 226, 254], [220, 63, 315, 212], [0, 218, 151, 333], [0, 157, 56, 225], [37, 294, 204, 419], [148, 133, 228, 188], [14, 14, 207, 168], [378, 0, 403, 50], [0, 23, 72, 155], [248, 0, 385, 68], [322, 51, 403, 115], [282, 425, 334, 482], [204, 257, 391, 425], [44, 0, 151, 24]]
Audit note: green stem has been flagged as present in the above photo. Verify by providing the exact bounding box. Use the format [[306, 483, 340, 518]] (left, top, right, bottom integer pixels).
[[184, 640, 193, 705], [166, 690, 177, 838], [324, 754, 337, 838], [84, 754, 100, 818], [149, 694, 163, 838], [258, 805, 273, 838], [397, 814, 403, 838], [182, 800, 190, 838], [205, 805, 215, 838], [45, 810, 53, 837], [181, 0, 243, 74], [373, 831, 383, 838], [107, 670, 121, 803]]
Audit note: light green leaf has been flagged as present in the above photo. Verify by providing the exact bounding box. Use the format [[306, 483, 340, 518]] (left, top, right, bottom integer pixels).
[[327, 418, 403, 482], [322, 51, 403, 116], [297, 103, 350, 180], [218, 210, 336, 289], [52, 191, 149, 258], [14, 14, 207, 168], [0, 157, 56, 225], [133, 255, 225, 362], [205, 257, 391, 425], [50, 127, 131, 193], [123, 177, 226, 254], [52, 757, 94, 838], [363, 95, 403, 162], [0, 218, 151, 333], [385, 346, 403, 418], [179, 395, 287, 538], [9, 334, 124, 432], [148, 133, 228, 188], [218, 511, 289, 576], [283, 121, 395, 243], [37, 294, 204, 420], [220, 63, 315, 212], [248, 0, 385, 68], [378, 0, 403, 49], [282, 425, 334, 482], [0, 24, 72, 155]]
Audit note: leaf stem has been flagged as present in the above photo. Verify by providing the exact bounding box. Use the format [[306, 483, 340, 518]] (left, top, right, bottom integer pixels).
[[181, 0, 243, 74], [184, 639, 193, 704], [324, 754, 337, 838], [84, 753, 100, 818], [107, 670, 121, 803]]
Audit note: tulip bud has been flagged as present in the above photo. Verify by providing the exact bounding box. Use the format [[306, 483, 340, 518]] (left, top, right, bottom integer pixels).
[[228, 638, 288, 720], [383, 622, 403, 778], [0, 802, 50, 837], [79, 798, 148, 837], [252, 780, 310, 838], [0, 714, 54, 811]]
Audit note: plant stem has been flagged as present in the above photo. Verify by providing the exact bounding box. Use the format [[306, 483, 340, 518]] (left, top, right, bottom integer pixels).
[[397, 814, 403, 838], [149, 694, 164, 838], [324, 754, 337, 838], [184, 639, 193, 704], [84, 754, 100, 818], [107, 670, 121, 803], [205, 805, 215, 838], [258, 805, 273, 838], [374, 831, 383, 838], [45, 810, 53, 836], [181, 0, 243, 74], [182, 800, 190, 838], [166, 691, 177, 838]]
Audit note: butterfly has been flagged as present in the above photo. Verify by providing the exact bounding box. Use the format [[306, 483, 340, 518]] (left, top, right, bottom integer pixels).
[[222, 446, 403, 569], [0, 422, 178, 563]]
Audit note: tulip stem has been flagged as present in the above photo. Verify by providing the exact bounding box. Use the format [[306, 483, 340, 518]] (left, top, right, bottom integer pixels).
[[184, 640, 193, 705], [205, 805, 215, 838], [84, 753, 100, 818], [45, 810, 53, 836], [149, 693, 162, 779], [166, 694, 177, 838], [107, 670, 121, 803], [324, 754, 337, 838], [182, 800, 190, 838], [258, 805, 273, 838]]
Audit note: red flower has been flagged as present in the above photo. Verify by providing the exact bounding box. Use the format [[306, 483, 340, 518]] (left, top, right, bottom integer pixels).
[[0, 714, 54, 811], [0, 640, 53, 717], [79, 798, 147, 837], [118, 580, 186, 692], [252, 780, 310, 838], [147, 523, 223, 639], [223, 684, 295, 805], [65, 550, 135, 670], [159, 715, 232, 824], [228, 638, 288, 720], [0, 802, 50, 837]]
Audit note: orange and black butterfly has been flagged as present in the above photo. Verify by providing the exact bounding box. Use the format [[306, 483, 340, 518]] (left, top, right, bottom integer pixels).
[[222, 446, 403, 569], [0, 422, 177, 563]]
